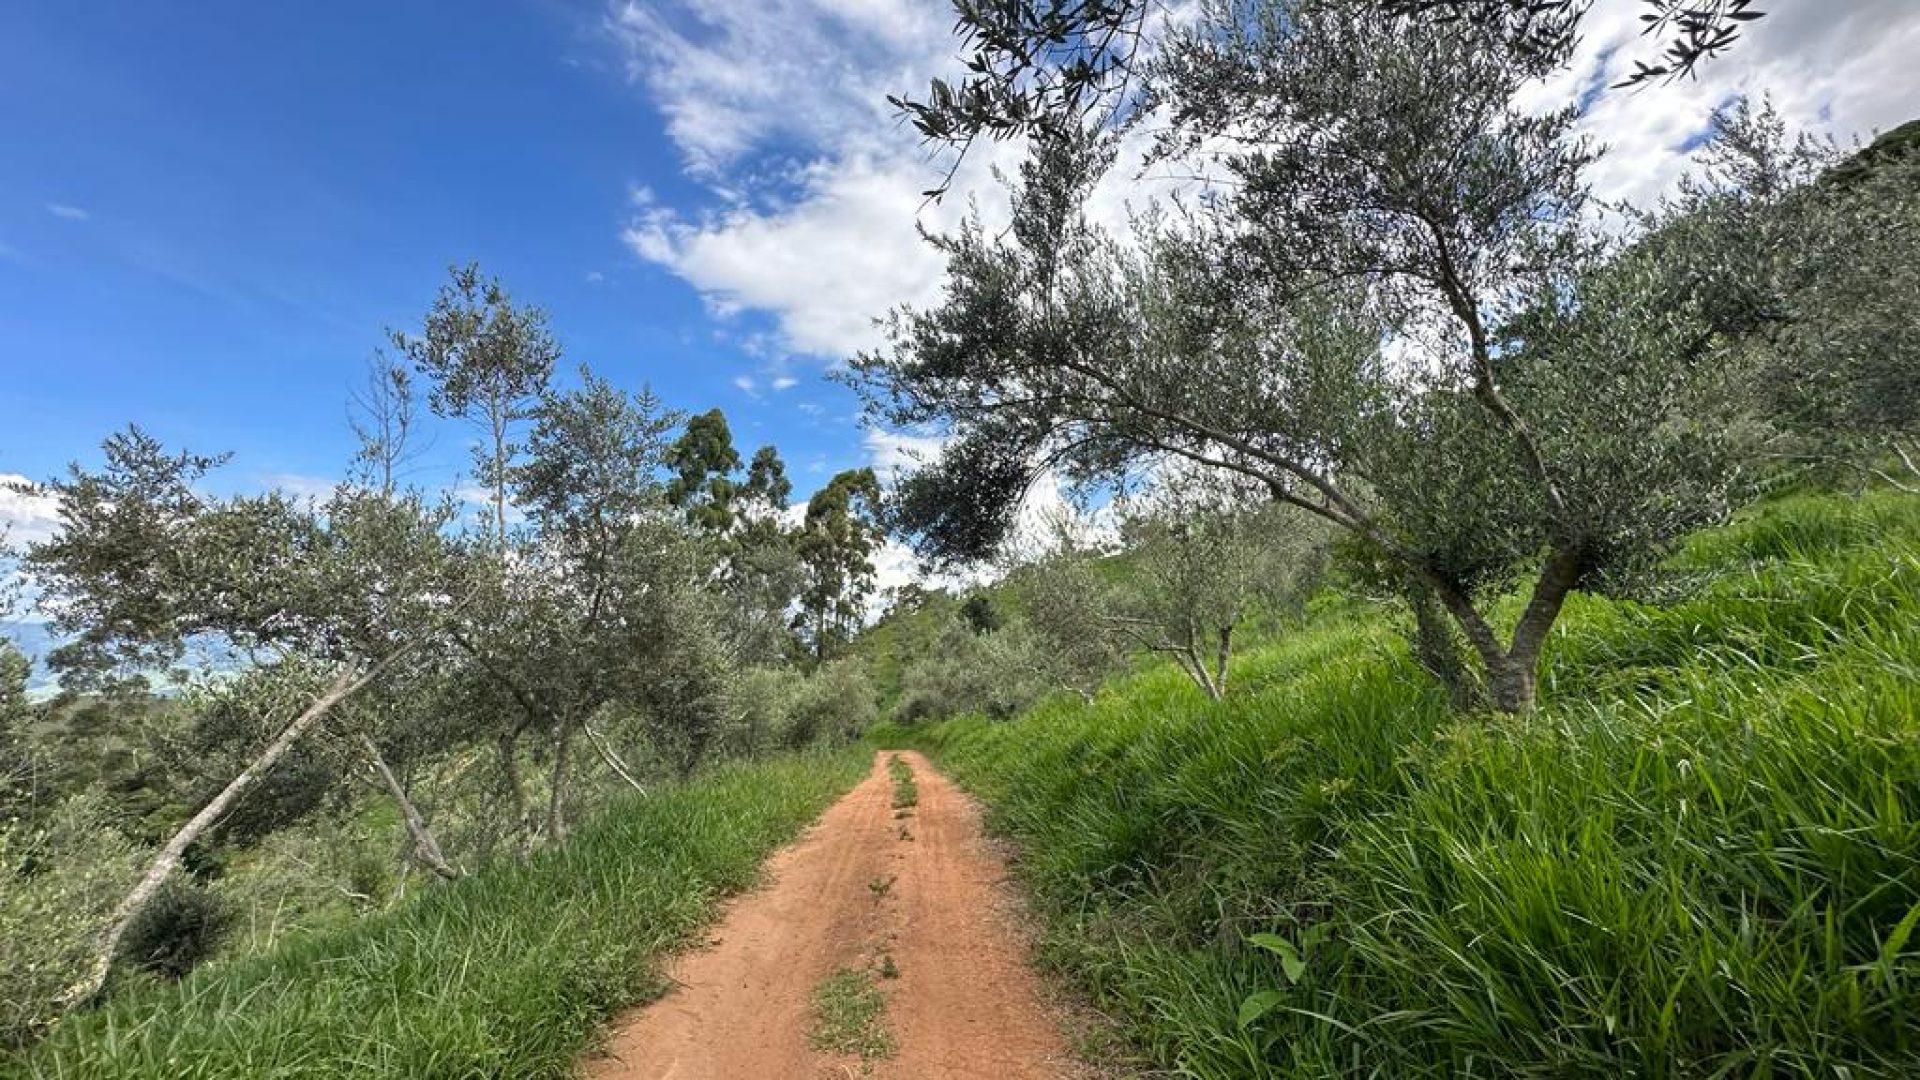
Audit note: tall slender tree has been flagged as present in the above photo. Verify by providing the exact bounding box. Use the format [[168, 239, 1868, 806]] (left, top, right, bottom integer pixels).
[[394, 263, 557, 549]]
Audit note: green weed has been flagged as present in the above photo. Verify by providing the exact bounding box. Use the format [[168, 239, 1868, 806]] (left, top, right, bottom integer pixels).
[[809, 967, 895, 1061], [888, 754, 919, 810], [913, 489, 1920, 1078]]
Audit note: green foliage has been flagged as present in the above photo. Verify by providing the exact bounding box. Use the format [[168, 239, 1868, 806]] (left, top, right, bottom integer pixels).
[[910, 490, 1920, 1078], [783, 659, 878, 749], [809, 966, 896, 1061], [14, 749, 866, 1077], [0, 794, 144, 1050], [115, 880, 231, 982]]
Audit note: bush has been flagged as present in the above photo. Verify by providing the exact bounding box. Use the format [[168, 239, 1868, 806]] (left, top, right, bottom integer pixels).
[[719, 666, 798, 758], [116, 879, 232, 981], [894, 618, 1042, 724], [0, 794, 144, 1050], [783, 659, 877, 748]]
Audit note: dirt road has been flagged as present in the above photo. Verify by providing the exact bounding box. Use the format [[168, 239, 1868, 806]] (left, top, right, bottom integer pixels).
[[583, 750, 1085, 1080]]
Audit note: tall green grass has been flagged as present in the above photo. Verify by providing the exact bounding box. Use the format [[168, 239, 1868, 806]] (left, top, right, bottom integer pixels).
[[910, 490, 1920, 1078], [10, 748, 868, 1079]]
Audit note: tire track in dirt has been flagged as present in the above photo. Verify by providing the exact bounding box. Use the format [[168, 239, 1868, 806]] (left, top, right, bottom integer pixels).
[[584, 750, 1084, 1079]]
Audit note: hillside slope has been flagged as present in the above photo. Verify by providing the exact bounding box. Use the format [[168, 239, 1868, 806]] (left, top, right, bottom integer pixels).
[[9, 750, 868, 1079], [903, 490, 1920, 1077]]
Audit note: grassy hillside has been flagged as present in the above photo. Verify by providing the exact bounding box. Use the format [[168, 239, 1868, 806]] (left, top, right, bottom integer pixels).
[[9, 748, 868, 1079], [898, 490, 1920, 1077]]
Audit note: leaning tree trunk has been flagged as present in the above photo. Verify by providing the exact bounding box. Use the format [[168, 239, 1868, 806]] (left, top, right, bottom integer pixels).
[[583, 721, 646, 794], [358, 734, 460, 881], [544, 719, 575, 845], [67, 647, 414, 1005], [1406, 579, 1483, 711]]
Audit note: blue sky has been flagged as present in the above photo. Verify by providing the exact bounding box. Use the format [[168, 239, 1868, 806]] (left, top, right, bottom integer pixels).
[[0, 1, 893, 500]]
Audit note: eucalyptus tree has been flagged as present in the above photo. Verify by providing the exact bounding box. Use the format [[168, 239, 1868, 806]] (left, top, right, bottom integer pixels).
[[665, 408, 743, 532], [796, 468, 885, 663], [23, 427, 467, 1000], [858, 1, 1756, 712], [393, 262, 557, 549]]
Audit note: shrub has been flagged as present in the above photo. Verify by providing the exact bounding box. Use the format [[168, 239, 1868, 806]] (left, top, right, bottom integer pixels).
[[0, 794, 144, 1049], [116, 878, 232, 981], [784, 659, 877, 748]]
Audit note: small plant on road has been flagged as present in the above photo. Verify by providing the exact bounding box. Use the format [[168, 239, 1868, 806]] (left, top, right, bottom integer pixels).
[[888, 755, 918, 809], [810, 966, 895, 1062]]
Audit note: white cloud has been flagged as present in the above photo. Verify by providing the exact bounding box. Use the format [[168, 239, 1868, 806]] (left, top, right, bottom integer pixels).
[[1, 475, 61, 626], [257, 471, 338, 502], [607, 0, 946, 177], [1542, 2, 1920, 206], [624, 152, 968, 356], [771, 375, 799, 391], [0, 475, 61, 548], [45, 202, 90, 221], [732, 374, 758, 395]]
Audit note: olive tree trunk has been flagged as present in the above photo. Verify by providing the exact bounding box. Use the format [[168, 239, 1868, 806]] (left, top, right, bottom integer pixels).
[[68, 647, 414, 1004], [1424, 545, 1585, 714], [359, 734, 460, 881]]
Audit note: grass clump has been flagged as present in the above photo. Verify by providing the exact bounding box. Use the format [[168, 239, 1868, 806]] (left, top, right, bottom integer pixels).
[[914, 489, 1920, 1078], [12, 747, 867, 1078], [887, 754, 918, 809], [810, 966, 896, 1062]]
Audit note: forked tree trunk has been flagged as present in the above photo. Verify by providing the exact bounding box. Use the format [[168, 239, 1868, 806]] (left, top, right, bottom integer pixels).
[[1424, 545, 1585, 715], [359, 734, 460, 881], [68, 648, 414, 1005]]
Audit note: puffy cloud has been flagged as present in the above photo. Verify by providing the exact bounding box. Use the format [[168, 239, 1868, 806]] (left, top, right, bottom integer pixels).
[[0, 474, 61, 549], [626, 154, 954, 356], [1539, 1, 1920, 206]]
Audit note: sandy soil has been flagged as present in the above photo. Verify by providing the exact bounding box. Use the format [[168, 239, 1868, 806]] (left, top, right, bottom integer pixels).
[[583, 750, 1085, 1080]]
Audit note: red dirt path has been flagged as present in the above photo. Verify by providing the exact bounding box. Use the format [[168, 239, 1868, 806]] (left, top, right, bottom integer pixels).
[[583, 750, 1086, 1079]]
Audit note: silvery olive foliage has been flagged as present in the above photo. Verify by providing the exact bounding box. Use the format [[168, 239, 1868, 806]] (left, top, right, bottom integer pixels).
[[857, 0, 1761, 712]]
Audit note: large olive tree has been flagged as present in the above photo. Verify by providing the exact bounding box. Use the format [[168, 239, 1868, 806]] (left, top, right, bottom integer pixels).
[[857, 0, 1755, 712]]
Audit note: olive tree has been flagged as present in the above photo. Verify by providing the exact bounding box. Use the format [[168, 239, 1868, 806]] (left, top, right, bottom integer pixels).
[[857, 1, 1756, 713], [1117, 484, 1324, 698], [23, 428, 466, 1001]]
